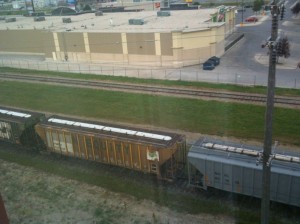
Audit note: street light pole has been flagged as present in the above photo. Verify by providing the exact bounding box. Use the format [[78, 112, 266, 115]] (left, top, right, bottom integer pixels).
[[241, 0, 244, 23], [30, 0, 35, 12]]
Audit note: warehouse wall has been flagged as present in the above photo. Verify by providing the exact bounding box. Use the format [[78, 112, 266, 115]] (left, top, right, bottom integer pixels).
[[0, 24, 225, 68], [215, 26, 225, 57], [171, 25, 225, 67], [160, 33, 173, 56], [225, 8, 236, 36], [89, 33, 123, 54], [127, 33, 156, 55], [0, 30, 55, 58]]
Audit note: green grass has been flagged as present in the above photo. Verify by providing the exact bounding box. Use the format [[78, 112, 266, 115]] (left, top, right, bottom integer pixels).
[[0, 10, 27, 16], [1, 66, 300, 97], [0, 148, 230, 215], [1, 147, 299, 224], [0, 80, 300, 146]]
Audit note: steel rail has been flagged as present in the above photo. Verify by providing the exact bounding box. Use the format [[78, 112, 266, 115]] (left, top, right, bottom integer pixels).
[[1, 73, 300, 107]]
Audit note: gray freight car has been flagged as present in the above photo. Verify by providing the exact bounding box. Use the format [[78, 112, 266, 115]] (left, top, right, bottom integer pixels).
[[0, 107, 45, 147], [188, 139, 300, 207]]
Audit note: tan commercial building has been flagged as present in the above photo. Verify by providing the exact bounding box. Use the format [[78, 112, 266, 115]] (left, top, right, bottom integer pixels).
[[0, 6, 236, 68]]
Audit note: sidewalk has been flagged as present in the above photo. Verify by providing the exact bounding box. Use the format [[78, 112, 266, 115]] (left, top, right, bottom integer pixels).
[[225, 32, 244, 51], [255, 53, 300, 70]]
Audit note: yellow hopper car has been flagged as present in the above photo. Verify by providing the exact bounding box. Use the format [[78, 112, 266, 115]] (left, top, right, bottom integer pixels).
[[35, 116, 186, 180]]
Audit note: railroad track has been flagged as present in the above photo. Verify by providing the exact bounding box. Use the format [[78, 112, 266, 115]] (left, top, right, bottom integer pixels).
[[1, 73, 300, 107]]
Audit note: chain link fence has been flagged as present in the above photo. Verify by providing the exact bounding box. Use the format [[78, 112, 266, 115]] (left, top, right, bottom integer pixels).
[[1, 59, 299, 89]]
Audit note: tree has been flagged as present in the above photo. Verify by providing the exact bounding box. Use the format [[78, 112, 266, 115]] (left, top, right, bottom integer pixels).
[[275, 37, 290, 63], [253, 0, 263, 13], [263, 36, 291, 63], [281, 37, 290, 58], [291, 1, 300, 14], [82, 4, 92, 11]]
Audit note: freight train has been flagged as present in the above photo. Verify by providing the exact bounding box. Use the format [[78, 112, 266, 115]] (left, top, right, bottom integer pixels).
[[0, 106, 299, 207], [0, 106, 186, 180]]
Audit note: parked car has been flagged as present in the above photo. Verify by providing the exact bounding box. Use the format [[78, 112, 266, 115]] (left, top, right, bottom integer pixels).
[[245, 16, 258, 22], [202, 60, 215, 70], [208, 56, 220, 66]]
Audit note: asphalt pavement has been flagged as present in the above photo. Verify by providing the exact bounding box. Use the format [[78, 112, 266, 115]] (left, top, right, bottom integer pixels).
[[203, 5, 300, 89]]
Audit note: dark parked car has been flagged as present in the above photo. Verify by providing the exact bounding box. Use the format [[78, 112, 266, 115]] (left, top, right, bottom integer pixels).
[[202, 60, 215, 70], [208, 56, 220, 66]]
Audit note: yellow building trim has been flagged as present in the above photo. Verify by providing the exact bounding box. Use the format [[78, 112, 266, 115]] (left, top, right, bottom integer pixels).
[[172, 31, 183, 49], [83, 33, 90, 53], [154, 33, 161, 56], [52, 52, 57, 61], [121, 33, 128, 54], [53, 32, 60, 52], [182, 30, 213, 49]]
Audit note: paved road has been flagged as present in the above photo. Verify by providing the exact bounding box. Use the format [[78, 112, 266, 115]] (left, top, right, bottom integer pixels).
[[185, 1, 300, 88], [221, 1, 300, 88]]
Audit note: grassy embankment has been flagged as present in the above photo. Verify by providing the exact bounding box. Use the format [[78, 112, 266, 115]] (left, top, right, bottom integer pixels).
[[0, 69, 299, 223], [0, 67, 299, 146], [0, 145, 298, 224]]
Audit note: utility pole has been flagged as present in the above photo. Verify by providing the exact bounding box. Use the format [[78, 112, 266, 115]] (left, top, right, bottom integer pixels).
[[30, 0, 35, 12], [261, 2, 279, 224], [241, 0, 244, 24]]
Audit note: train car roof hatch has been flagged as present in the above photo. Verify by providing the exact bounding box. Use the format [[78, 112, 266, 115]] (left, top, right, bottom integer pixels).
[[0, 109, 31, 118], [48, 118, 172, 141]]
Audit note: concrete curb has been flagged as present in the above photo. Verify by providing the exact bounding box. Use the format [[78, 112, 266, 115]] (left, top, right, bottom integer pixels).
[[225, 33, 245, 51]]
